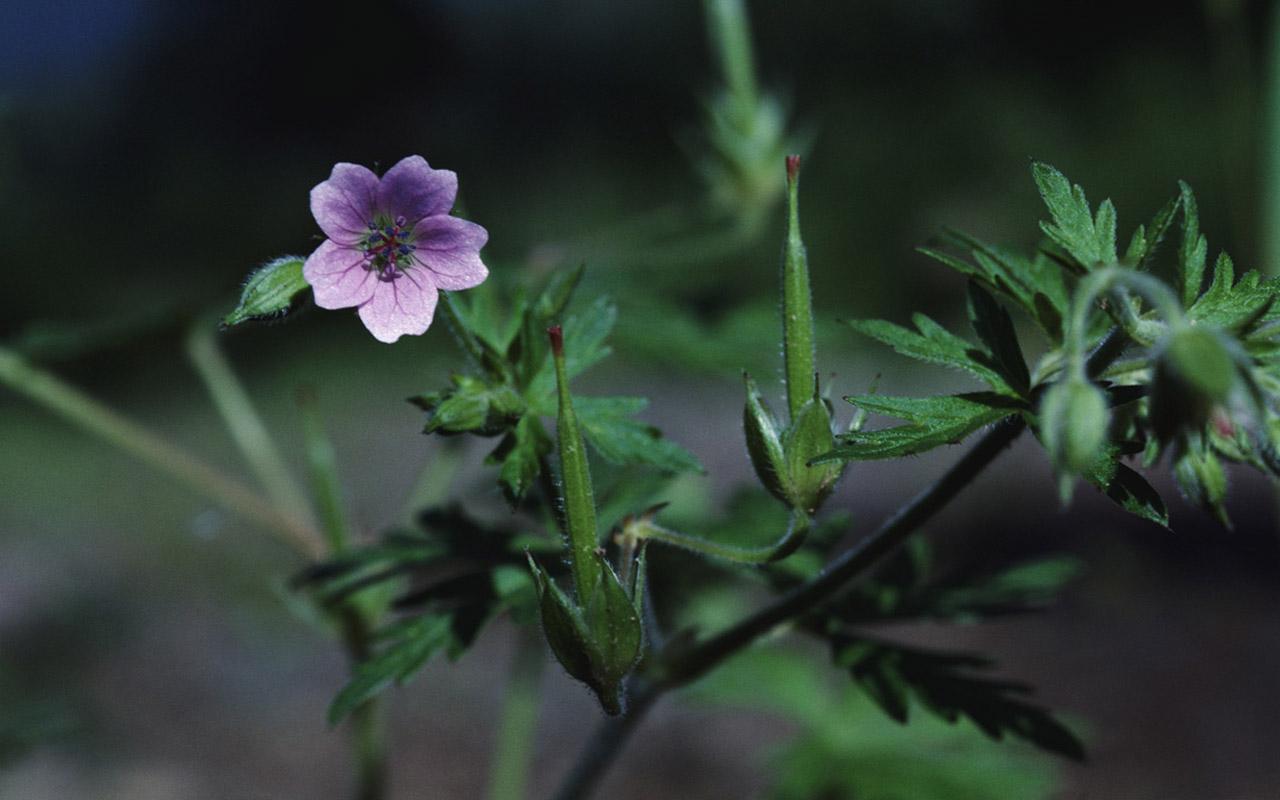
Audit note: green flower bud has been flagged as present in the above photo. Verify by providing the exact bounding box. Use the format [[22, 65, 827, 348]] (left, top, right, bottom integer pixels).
[[1150, 325, 1240, 444], [1040, 376, 1110, 477], [222, 256, 309, 327]]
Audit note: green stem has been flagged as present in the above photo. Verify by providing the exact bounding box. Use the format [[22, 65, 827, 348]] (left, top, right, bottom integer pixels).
[[339, 609, 388, 800], [704, 0, 759, 110], [487, 631, 545, 800], [628, 511, 809, 565], [0, 345, 323, 557], [186, 324, 317, 532]]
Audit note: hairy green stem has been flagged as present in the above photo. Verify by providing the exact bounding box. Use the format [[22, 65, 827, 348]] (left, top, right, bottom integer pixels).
[[0, 345, 323, 557], [186, 324, 317, 532], [339, 608, 388, 800], [627, 512, 809, 565], [487, 631, 546, 800]]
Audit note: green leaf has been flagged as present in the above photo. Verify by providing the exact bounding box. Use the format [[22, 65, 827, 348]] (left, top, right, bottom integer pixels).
[[846, 316, 1019, 396], [1033, 162, 1110, 270], [574, 396, 704, 474], [1188, 253, 1280, 335], [966, 281, 1030, 397], [833, 636, 1084, 761], [534, 263, 586, 322], [692, 648, 1062, 800], [488, 415, 554, 506], [1081, 448, 1169, 527], [824, 540, 1083, 625], [415, 374, 526, 436], [529, 296, 617, 399], [222, 256, 309, 327], [1122, 192, 1180, 271], [923, 235, 1069, 341], [328, 614, 453, 724], [1178, 181, 1209, 308], [815, 393, 1020, 463]]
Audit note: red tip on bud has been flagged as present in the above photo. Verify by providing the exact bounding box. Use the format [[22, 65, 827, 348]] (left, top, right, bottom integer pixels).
[[548, 325, 564, 356], [785, 154, 801, 183]]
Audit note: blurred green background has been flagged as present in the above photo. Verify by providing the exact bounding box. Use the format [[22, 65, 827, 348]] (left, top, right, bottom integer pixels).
[[3, 0, 1280, 797]]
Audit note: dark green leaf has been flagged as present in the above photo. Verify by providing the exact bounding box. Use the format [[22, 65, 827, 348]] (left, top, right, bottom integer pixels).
[[328, 614, 453, 724], [815, 394, 1020, 463], [966, 281, 1030, 396], [832, 636, 1085, 760], [489, 415, 553, 506], [574, 396, 704, 474], [1081, 448, 1169, 527], [846, 316, 1019, 396]]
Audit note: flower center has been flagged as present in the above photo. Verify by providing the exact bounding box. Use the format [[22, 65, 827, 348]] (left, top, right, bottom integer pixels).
[[361, 215, 416, 279]]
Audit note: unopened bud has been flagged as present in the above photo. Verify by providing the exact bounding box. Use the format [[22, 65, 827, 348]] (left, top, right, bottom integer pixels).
[[1040, 376, 1110, 477], [1150, 325, 1240, 444]]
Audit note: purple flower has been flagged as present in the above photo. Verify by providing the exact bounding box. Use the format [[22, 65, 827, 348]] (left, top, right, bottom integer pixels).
[[303, 156, 489, 343]]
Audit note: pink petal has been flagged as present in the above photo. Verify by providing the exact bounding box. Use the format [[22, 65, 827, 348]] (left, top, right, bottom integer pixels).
[[377, 156, 458, 223], [311, 164, 377, 244], [357, 270, 439, 343], [411, 215, 489, 290], [304, 240, 377, 309]]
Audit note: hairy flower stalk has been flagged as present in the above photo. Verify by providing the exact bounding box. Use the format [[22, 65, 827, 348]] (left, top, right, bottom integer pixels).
[[304, 156, 490, 342]]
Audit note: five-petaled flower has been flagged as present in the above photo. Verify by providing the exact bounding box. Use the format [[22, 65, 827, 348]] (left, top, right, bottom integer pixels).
[[303, 156, 489, 343]]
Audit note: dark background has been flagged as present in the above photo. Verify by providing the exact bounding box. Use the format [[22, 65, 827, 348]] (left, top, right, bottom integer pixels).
[[3, 1, 1280, 798]]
